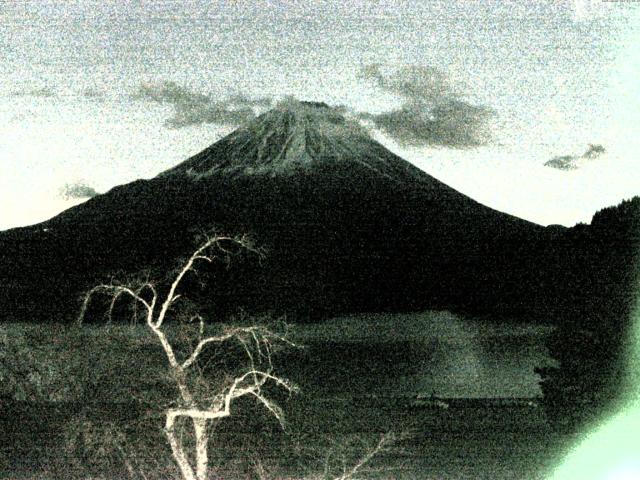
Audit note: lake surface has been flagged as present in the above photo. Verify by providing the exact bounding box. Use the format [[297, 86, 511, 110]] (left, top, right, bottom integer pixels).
[[286, 311, 555, 399]]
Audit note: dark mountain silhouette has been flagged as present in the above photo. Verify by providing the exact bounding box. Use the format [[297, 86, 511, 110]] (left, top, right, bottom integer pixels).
[[0, 101, 637, 329]]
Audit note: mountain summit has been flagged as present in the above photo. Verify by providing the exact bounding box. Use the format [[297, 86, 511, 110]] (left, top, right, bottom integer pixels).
[[161, 99, 429, 183]]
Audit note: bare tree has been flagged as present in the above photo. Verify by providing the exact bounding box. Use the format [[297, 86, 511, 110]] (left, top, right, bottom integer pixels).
[[252, 430, 412, 480], [78, 234, 296, 480], [330, 431, 404, 480], [316, 431, 411, 480]]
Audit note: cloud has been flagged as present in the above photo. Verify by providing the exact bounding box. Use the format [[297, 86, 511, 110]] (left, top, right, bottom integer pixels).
[[544, 155, 579, 171], [360, 63, 456, 103], [133, 81, 208, 106], [133, 81, 273, 128], [358, 64, 494, 148], [544, 144, 606, 170], [82, 88, 104, 98], [363, 99, 494, 148], [582, 143, 605, 159], [10, 86, 105, 99], [11, 87, 57, 98], [59, 182, 99, 200]]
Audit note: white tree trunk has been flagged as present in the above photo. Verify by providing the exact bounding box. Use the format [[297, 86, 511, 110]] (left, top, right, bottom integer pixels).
[[193, 417, 209, 480], [165, 410, 215, 480], [165, 414, 197, 480]]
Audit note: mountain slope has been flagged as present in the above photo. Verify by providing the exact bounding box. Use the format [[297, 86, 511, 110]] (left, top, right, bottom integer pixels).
[[161, 101, 431, 181], [1, 100, 629, 324]]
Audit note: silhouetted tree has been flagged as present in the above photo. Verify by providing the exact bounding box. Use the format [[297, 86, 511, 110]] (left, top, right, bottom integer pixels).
[[78, 234, 297, 480]]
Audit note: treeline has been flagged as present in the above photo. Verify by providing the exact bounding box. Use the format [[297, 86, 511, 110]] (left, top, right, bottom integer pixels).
[[536, 196, 640, 431]]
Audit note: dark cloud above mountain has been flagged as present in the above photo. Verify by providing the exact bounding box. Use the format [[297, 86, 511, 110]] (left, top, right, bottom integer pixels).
[[133, 81, 273, 128], [360, 64, 456, 103], [544, 144, 606, 170], [358, 64, 494, 148], [362, 99, 494, 148], [59, 182, 99, 200]]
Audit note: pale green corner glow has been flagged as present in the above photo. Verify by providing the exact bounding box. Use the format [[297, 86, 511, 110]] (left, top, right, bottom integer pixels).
[[548, 266, 640, 479], [546, 12, 640, 473], [547, 406, 640, 480]]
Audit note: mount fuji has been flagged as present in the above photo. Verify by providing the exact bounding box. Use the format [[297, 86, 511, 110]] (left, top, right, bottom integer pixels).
[[0, 100, 636, 324]]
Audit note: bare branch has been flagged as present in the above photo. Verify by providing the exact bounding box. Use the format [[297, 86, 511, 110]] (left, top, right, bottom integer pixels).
[[249, 391, 286, 427], [77, 284, 152, 325], [106, 288, 128, 325], [181, 325, 295, 370], [154, 234, 243, 329], [333, 431, 411, 480], [181, 331, 236, 370], [191, 255, 214, 263]]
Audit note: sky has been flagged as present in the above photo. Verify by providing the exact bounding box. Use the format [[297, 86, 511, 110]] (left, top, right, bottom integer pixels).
[[0, 0, 639, 229]]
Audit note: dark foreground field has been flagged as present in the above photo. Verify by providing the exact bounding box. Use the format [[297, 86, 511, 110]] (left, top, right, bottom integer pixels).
[[0, 314, 571, 479], [0, 396, 575, 479]]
